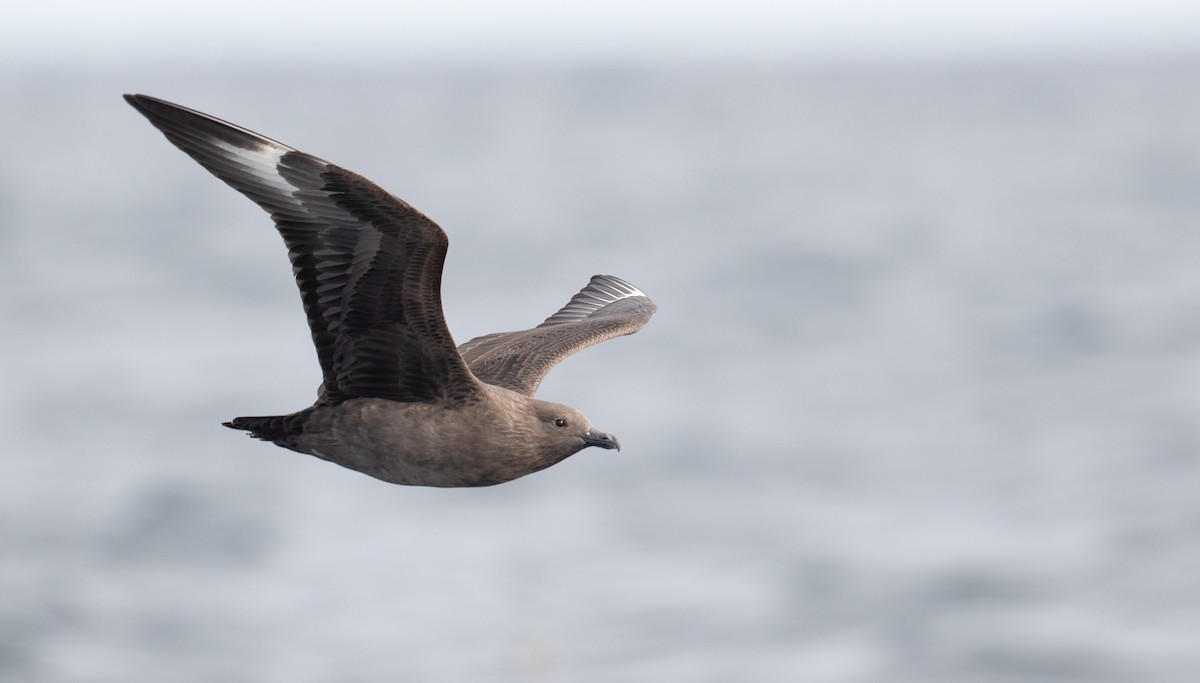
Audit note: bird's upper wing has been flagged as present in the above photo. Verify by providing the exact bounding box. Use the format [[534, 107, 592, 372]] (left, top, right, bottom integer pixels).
[[458, 275, 656, 396], [125, 94, 483, 406]]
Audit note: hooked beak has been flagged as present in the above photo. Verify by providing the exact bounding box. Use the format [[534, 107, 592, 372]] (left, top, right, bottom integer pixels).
[[582, 429, 621, 451]]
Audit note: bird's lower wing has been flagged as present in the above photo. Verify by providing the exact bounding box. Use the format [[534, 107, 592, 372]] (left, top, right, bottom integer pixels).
[[459, 275, 656, 396]]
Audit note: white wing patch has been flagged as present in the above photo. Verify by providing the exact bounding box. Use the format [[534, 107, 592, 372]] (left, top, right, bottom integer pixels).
[[211, 137, 299, 199]]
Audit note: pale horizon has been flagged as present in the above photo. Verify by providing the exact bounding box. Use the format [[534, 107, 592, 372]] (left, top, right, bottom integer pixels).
[[7, 0, 1200, 68]]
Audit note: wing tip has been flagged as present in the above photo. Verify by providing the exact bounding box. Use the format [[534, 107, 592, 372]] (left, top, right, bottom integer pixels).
[[123, 93, 158, 118], [537, 274, 654, 328], [123, 93, 185, 120], [589, 274, 647, 299], [124, 93, 298, 158]]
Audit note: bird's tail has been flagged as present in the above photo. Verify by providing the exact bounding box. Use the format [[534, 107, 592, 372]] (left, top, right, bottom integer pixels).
[[223, 413, 307, 444]]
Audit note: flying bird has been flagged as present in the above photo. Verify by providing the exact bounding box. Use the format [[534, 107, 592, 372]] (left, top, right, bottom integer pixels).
[[125, 94, 656, 487]]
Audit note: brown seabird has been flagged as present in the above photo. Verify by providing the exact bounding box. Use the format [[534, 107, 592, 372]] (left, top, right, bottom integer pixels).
[[125, 94, 656, 487]]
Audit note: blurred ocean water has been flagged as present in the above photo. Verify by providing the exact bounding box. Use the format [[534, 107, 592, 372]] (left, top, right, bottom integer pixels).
[[2, 61, 1199, 682]]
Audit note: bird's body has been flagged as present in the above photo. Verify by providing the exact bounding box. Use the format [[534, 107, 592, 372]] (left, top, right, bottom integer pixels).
[[125, 94, 655, 487], [237, 391, 605, 487]]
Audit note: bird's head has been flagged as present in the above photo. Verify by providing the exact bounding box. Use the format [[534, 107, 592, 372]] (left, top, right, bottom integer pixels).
[[532, 400, 621, 455]]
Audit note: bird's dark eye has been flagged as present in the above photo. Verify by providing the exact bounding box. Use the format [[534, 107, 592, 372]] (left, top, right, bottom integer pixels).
[[553, 418, 567, 428]]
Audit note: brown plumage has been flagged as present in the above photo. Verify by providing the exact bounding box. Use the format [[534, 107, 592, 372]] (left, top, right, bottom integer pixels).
[[125, 94, 656, 487]]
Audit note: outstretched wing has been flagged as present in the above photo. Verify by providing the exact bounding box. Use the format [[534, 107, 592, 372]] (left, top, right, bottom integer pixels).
[[125, 94, 482, 406], [458, 275, 656, 396]]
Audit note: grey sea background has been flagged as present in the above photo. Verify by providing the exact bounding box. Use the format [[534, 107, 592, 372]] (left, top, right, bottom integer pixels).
[[3, 60, 1200, 682]]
